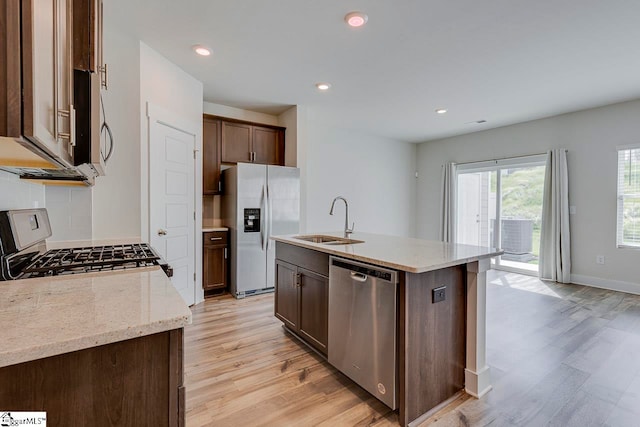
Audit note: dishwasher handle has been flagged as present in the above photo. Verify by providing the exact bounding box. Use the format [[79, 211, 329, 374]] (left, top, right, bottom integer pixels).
[[331, 258, 397, 284], [350, 272, 368, 282]]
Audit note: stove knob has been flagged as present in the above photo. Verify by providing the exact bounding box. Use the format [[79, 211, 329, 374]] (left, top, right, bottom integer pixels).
[[157, 229, 168, 236]]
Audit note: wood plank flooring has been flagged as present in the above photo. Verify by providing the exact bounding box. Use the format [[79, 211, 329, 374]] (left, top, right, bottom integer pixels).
[[184, 271, 640, 426]]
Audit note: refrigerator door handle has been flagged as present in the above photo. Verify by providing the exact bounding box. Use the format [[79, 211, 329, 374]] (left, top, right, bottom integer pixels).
[[266, 185, 273, 250], [261, 184, 267, 252]]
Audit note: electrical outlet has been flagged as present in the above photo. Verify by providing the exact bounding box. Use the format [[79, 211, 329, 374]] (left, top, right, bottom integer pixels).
[[433, 286, 446, 303], [596, 255, 605, 265], [570, 206, 577, 215]]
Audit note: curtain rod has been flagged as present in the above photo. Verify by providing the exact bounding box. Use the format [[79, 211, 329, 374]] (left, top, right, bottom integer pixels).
[[448, 149, 567, 167]]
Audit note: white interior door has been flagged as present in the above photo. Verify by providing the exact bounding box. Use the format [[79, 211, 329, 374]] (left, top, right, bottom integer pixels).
[[149, 119, 196, 306]]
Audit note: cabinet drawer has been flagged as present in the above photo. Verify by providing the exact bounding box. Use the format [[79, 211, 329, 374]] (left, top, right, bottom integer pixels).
[[275, 242, 329, 277], [204, 231, 228, 245]]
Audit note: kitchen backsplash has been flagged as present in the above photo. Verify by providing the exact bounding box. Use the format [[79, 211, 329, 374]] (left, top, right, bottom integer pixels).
[[0, 170, 45, 211], [46, 186, 92, 241]]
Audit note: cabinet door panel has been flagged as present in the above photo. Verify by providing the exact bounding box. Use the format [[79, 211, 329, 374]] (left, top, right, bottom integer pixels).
[[203, 245, 226, 290], [72, 0, 101, 72], [203, 118, 221, 194], [298, 268, 328, 354], [275, 260, 298, 330], [221, 121, 251, 163], [22, 0, 73, 167], [252, 126, 282, 165], [0, 0, 22, 137]]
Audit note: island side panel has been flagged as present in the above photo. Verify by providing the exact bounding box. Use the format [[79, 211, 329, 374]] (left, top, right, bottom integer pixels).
[[465, 258, 492, 397], [0, 329, 184, 427], [399, 265, 466, 426]]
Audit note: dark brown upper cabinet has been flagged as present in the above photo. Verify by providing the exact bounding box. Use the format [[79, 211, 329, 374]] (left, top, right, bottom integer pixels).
[[203, 117, 222, 195], [220, 119, 285, 166], [72, 0, 104, 74]]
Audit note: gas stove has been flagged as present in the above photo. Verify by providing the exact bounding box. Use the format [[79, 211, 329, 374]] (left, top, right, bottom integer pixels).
[[0, 209, 172, 280]]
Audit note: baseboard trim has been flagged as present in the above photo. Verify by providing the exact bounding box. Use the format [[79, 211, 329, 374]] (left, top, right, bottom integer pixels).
[[571, 274, 640, 296], [464, 366, 492, 398]]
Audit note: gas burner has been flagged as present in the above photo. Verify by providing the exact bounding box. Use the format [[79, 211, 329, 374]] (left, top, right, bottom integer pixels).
[[20, 243, 169, 278]]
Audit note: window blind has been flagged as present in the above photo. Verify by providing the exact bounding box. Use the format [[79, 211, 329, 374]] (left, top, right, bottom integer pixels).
[[617, 147, 640, 248]]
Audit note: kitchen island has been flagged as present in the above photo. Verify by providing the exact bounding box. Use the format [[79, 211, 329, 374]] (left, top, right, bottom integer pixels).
[[0, 267, 192, 426], [271, 232, 502, 426]]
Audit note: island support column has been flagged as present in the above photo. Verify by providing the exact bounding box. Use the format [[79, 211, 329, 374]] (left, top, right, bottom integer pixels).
[[465, 258, 492, 397]]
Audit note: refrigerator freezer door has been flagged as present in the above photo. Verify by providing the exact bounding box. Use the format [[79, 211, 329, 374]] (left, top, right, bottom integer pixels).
[[235, 163, 268, 295], [266, 165, 300, 288]]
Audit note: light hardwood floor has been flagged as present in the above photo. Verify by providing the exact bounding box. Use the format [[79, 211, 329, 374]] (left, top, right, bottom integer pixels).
[[184, 271, 640, 426]]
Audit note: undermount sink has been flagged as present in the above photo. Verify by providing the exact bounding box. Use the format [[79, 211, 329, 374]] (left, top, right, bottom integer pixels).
[[293, 235, 364, 245]]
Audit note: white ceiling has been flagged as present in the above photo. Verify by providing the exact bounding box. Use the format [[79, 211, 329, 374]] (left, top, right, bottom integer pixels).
[[108, 0, 640, 143]]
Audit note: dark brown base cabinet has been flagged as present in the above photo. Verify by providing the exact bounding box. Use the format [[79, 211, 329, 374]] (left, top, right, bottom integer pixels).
[[274, 242, 466, 426], [203, 230, 228, 292], [275, 243, 329, 355], [0, 329, 185, 427]]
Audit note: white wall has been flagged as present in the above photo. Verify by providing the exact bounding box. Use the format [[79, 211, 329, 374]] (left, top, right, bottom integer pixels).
[[91, 21, 142, 240], [203, 102, 279, 126], [46, 186, 92, 241], [416, 99, 640, 291], [0, 171, 45, 211], [302, 119, 417, 237]]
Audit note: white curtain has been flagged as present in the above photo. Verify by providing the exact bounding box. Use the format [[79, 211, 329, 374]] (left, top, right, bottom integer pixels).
[[440, 162, 456, 242], [539, 149, 571, 283]]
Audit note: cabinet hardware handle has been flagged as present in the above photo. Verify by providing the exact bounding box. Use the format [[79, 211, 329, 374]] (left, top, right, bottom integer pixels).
[[99, 64, 108, 90], [157, 229, 168, 236], [224, 247, 228, 259], [218, 181, 222, 192], [296, 273, 302, 288], [210, 237, 223, 241], [70, 105, 76, 147]]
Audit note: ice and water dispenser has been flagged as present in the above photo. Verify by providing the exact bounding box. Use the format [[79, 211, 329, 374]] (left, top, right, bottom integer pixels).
[[244, 208, 261, 232]]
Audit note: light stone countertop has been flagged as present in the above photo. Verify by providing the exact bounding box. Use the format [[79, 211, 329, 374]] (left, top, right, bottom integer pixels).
[[272, 231, 503, 273], [0, 267, 192, 368], [202, 227, 228, 232]]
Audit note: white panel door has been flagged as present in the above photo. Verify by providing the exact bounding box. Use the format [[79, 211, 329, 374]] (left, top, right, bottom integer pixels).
[[149, 120, 195, 306]]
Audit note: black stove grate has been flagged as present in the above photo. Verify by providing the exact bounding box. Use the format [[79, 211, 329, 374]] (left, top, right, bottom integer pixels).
[[21, 243, 162, 278]]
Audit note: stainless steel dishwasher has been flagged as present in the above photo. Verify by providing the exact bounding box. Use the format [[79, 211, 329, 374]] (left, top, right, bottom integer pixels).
[[328, 256, 398, 409]]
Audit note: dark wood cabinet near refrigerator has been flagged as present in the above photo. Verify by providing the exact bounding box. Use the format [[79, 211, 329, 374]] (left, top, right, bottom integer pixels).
[[203, 230, 228, 293], [202, 117, 222, 195], [220, 120, 285, 166]]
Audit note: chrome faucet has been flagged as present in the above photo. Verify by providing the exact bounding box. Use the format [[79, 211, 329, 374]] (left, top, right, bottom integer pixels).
[[329, 196, 355, 238]]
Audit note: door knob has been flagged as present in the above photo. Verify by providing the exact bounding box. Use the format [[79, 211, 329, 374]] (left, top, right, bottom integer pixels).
[[157, 229, 167, 236]]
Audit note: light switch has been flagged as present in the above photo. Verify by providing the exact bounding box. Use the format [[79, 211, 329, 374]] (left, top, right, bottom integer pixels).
[[570, 206, 576, 215]]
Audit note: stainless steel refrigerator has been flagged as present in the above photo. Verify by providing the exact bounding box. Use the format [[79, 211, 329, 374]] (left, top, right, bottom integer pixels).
[[222, 163, 300, 298]]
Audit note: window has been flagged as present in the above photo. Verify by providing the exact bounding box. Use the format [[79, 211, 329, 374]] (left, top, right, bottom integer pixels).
[[618, 147, 640, 248], [456, 154, 546, 274]]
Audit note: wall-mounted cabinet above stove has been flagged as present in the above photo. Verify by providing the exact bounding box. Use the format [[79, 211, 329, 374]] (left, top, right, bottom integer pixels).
[[0, 0, 107, 186]]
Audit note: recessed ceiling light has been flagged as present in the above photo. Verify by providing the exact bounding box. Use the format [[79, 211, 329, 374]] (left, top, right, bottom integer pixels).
[[436, 108, 448, 114], [316, 83, 331, 91], [345, 12, 368, 28], [192, 45, 211, 56]]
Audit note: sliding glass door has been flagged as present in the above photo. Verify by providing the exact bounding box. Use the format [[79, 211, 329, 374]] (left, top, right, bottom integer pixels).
[[456, 156, 546, 274]]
